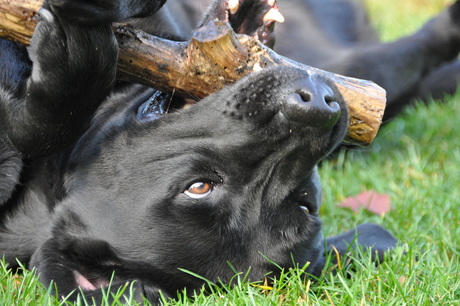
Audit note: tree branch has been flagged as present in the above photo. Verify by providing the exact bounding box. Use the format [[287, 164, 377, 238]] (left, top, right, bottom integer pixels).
[[0, 0, 386, 145]]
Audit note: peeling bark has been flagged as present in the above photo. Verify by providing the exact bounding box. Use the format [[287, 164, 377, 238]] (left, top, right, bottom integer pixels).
[[0, 0, 386, 145]]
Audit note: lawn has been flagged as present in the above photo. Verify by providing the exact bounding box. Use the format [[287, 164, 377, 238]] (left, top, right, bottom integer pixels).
[[1, 0, 459, 305]]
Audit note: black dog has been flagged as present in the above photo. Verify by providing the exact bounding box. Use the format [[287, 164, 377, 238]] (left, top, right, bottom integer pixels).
[[0, 0, 410, 302]]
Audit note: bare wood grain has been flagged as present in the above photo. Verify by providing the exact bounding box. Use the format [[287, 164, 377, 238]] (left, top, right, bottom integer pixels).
[[0, 0, 386, 145]]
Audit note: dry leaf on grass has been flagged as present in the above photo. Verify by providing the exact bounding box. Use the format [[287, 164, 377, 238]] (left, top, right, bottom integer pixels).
[[338, 190, 391, 215]]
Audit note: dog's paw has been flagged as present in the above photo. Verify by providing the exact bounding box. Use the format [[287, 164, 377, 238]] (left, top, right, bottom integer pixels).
[[28, 7, 117, 95], [30, 8, 69, 73], [45, 0, 166, 24], [434, 0, 460, 57]]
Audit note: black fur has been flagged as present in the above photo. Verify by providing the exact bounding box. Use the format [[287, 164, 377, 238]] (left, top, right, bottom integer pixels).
[[10, 0, 460, 302]]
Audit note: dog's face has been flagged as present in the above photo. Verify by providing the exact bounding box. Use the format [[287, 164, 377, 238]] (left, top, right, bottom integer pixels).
[[34, 67, 348, 296]]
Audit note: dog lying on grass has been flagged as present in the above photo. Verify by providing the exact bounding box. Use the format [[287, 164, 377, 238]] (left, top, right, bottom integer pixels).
[[4, 0, 459, 302]]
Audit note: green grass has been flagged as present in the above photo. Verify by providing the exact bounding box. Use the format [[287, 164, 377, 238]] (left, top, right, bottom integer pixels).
[[2, 0, 460, 305], [364, 0, 452, 41]]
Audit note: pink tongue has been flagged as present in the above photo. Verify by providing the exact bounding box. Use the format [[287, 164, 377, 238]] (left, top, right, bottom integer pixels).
[[74, 271, 97, 291]]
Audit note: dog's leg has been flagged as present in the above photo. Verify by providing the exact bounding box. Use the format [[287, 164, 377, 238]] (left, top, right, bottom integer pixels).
[[22, 0, 172, 301], [416, 61, 460, 101], [371, 1, 460, 119], [336, 1, 460, 118], [45, 0, 167, 24], [0, 40, 29, 203], [277, 0, 460, 120], [0, 6, 118, 159]]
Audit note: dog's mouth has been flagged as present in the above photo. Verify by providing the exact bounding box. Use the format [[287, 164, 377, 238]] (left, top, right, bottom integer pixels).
[[224, 0, 284, 47], [199, 0, 284, 48], [73, 270, 109, 292], [288, 177, 321, 217], [296, 197, 317, 217]]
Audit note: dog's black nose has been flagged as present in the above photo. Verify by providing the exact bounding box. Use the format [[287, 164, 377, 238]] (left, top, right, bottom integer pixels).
[[282, 77, 341, 129]]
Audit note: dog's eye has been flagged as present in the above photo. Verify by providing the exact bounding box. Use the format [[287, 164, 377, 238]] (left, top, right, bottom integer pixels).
[[184, 182, 214, 199]]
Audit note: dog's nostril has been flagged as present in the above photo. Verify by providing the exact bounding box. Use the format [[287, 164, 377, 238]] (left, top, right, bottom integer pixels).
[[296, 89, 312, 102], [294, 89, 336, 107], [325, 95, 335, 104]]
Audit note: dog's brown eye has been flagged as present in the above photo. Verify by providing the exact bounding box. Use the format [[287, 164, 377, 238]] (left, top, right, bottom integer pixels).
[[184, 182, 214, 199]]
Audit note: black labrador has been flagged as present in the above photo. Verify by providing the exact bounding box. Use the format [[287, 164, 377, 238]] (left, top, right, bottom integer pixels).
[[6, 0, 458, 302]]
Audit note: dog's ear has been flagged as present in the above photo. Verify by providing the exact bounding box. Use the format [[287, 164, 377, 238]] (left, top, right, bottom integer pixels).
[[306, 223, 398, 277], [322, 223, 398, 265], [0, 138, 22, 205]]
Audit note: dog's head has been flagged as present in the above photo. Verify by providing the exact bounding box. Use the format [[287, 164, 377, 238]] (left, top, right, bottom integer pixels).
[[31, 67, 348, 298]]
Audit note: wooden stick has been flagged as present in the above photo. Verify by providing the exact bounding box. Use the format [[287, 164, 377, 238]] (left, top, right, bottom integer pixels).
[[0, 0, 386, 145], [0, 0, 40, 44]]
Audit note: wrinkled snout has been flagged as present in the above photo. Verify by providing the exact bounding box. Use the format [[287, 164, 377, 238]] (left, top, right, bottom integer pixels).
[[282, 77, 341, 129]]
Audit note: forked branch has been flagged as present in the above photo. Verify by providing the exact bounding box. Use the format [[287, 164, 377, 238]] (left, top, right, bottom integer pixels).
[[0, 0, 386, 145]]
